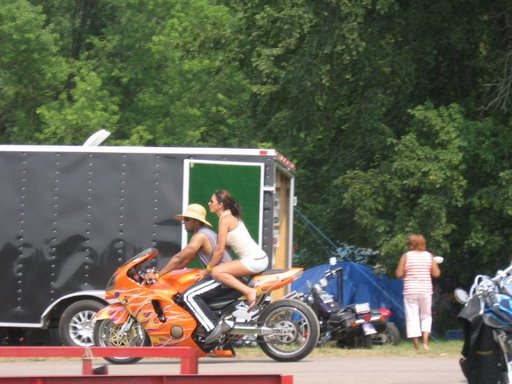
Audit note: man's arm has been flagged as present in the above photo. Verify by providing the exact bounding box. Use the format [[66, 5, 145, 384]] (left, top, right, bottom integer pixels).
[[159, 233, 206, 277]]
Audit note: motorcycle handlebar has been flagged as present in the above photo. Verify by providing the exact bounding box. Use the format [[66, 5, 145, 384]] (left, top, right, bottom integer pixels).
[[492, 262, 512, 284], [467, 262, 512, 306], [325, 267, 342, 277]]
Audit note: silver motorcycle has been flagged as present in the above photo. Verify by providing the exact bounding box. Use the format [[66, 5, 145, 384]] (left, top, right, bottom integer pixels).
[[455, 263, 512, 383]]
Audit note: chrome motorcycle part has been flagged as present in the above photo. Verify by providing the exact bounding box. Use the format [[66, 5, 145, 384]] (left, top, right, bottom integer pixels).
[[454, 288, 469, 304], [257, 299, 320, 362], [371, 322, 401, 346], [93, 317, 149, 364]]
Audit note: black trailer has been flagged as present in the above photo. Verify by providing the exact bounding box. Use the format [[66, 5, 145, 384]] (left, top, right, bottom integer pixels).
[[0, 145, 295, 346]]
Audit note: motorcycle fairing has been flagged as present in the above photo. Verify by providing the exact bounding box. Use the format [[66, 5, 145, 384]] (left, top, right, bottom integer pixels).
[[95, 303, 129, 324], [121, 287, 199, 348], [251, 268, 303, 295], [160, 269, 204, 289], [483, 293, 512, 331], [104, 268, 202, 348]]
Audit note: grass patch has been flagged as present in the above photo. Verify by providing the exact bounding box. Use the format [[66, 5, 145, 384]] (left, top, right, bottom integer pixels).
[[234, 340, 463, 359]]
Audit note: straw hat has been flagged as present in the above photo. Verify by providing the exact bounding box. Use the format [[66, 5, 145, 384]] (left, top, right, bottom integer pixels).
[[175, 204, 212, 227]]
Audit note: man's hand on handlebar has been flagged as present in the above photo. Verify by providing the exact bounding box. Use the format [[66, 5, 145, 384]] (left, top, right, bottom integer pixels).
[[143, 268, 159, 285]]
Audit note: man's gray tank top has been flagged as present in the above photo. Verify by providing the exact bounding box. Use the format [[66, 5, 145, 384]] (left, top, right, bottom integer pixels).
[[196, 227, 232, 267]]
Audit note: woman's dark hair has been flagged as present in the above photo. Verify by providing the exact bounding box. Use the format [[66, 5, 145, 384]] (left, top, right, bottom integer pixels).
[[214, 189, 241, 218]]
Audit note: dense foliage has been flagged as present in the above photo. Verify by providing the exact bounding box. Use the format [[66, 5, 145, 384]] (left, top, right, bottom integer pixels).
[[1, 0, 512, 285]]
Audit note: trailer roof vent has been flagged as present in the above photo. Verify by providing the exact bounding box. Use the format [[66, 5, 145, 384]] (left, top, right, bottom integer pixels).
[[83, 129, 111, 146]]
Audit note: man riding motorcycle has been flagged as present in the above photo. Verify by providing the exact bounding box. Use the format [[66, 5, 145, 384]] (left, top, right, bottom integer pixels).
[[145, 204, 232, 342]]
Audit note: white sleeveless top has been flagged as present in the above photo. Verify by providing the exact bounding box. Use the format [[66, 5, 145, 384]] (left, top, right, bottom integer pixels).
[[226, 220, 266, 261], [403, 250, 433, 295]]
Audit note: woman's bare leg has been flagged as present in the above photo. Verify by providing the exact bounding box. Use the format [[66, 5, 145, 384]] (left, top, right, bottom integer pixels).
[[422, 332, 430, 350], [211, 260, 257, 306]]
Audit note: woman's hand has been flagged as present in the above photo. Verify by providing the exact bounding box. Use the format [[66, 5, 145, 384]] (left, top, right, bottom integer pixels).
[[197, 268, 210, 281]]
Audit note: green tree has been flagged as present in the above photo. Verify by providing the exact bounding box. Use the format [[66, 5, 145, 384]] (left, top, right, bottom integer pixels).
[[36, 63, 119, 144], [228, 1, 512, 282], [4, 0, 252, 147], [0, 0, 68, 142], [339, 103, 466, 270], [339, 100, 512, 282], [226, 1, 412, 259], [2, 0, 512, 285], [83, 0, 252, 147]]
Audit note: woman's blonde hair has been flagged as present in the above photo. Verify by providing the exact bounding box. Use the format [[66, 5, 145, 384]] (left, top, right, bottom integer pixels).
[[407, 234, 427, 251]]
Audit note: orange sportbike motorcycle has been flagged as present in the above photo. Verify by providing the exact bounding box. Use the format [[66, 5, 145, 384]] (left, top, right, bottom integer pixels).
[[93, 248, 320, 364]]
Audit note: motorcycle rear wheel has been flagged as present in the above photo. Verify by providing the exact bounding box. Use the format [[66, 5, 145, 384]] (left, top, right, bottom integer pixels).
[[93, 317, 150, 364], [257, 299, 320, 362], [372, 322, 401, 346]]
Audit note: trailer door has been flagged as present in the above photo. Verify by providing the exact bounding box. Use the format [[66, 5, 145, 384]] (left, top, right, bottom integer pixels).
[[182, 160, 264, 254]]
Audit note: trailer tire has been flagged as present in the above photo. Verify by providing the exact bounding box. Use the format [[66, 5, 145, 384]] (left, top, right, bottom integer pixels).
[[58, 300, 105, 347]]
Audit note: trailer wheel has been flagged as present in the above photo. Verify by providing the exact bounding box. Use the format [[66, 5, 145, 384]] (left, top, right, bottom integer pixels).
[[58, 300, 105, 347]]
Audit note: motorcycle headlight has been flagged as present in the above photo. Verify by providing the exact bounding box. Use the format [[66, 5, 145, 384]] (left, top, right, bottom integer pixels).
[[502, 276, 512, 296]]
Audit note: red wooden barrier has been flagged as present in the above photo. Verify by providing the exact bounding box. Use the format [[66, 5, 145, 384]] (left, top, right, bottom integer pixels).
[[0, 346, 198, 374], [0, 375, 294, 384], [0, 346, 294, 384], [0, 375, 293, 384]]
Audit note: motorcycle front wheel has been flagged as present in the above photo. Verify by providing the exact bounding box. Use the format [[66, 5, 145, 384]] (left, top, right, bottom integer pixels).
[[93, 317, 150, 364], [257, 299, 320, 362]]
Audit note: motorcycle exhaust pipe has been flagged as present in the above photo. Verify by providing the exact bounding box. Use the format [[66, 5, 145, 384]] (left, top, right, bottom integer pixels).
[[229, 325, 274, 336]]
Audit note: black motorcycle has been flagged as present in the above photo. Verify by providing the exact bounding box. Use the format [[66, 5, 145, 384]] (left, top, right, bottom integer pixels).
[[294, 259, 399, 348], [455, 263, 512, 384]]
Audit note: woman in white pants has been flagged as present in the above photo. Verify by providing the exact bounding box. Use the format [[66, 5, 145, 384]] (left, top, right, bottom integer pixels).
[[395, 234, 441, 350]]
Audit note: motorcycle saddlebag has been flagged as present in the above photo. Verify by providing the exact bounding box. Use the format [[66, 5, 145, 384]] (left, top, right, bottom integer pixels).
[[336, 311, 357, 328], [458, 296, 503, 384]]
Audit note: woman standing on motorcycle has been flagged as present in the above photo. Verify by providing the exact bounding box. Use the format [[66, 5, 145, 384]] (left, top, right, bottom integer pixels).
[[395, 234, 441, 350], [206, 189, 269, 308]]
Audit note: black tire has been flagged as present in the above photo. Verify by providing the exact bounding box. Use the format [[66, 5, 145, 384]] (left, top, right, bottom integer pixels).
[[337, 334, 373, 349], [58, 300, 106, 347], [372, 322, 401, 346], [361, 334, 373, 349], [257, 299, 320, 362], [93, 317, 149, 364]]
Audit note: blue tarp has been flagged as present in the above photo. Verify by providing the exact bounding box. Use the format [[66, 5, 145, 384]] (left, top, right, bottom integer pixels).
[[291, 262, 405, 330]]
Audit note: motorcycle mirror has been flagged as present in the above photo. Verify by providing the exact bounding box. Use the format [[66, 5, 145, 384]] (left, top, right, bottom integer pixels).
[[329, 257, 337, 266], [454, 288, 469, 304]]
